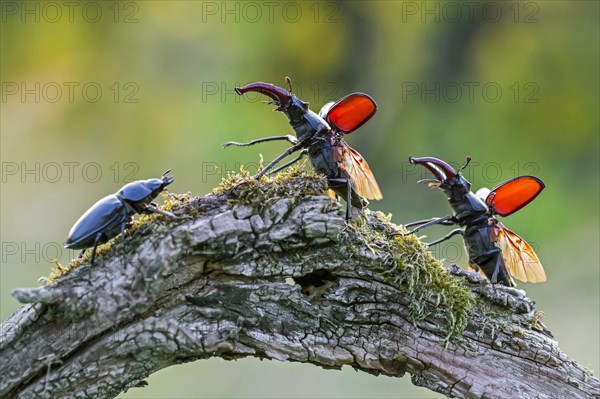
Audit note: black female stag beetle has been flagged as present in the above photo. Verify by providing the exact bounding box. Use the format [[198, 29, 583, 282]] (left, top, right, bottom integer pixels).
[[398, 156, 546, 287], [65, 170, 177, 266], [223, 78, 382, 220]]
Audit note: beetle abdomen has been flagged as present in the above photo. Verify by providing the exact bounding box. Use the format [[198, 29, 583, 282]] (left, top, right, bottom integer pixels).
[[65, 195, 131, 249], [463, 225, 515, 286]]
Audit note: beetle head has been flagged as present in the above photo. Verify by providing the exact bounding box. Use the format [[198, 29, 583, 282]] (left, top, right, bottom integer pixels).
[[283, 95, 311, 126], [235, 79, 310, 127], [410, 156, 472, 200], [119, 170, 174, 204], [147, 169, 175, 197]]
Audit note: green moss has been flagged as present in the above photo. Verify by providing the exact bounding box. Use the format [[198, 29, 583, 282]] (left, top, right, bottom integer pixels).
[[473, 301, 504, 338], [511, 327, 528, 337], [342, 210, 475, 342], [44, 164, 323, 284], [213, 163, 328, 212], [527, 310, 546, 331], [43, 164, 475, 342], [471, 295, 550, 339]]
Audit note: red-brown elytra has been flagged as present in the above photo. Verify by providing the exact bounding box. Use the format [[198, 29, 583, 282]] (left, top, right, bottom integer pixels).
[[224, 78, 382, 220], [398, 156, 546, 287]]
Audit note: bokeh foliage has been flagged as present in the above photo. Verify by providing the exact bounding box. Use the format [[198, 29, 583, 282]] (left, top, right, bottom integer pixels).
[[1, 1, 598, 398]]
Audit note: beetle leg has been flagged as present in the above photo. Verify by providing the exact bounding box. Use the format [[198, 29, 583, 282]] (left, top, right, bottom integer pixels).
[[326, 177, 353, 221], [346, 178, 352, 220], [255, 143, 304, 180], [119, 220, 128, 239], [230, 143, 306, 193], [491, 256, 500, 283], [404, 217, 456, 228], [84, 232, 103, 283], [426, 228, 464, 246], [346, 179, 352, 222], [89, 232, 102, 266], [404, 217, 439, 228], [223, 135, 298, 148], [399, 215, 456, 236], [143, 206, 177, 219], [489, 253, 515, 286], [471, 249, 515, 287], [77, 249, 86, 258], [267, 149, 309, 175]]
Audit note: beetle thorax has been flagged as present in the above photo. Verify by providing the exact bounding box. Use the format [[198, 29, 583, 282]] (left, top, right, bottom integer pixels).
[[449, 191, 489, 223], [282, 96, 330, 143], [301, 111, 330, 141], [119, 179, 164, 204], [281, 96, 309, 125], [437, 175, 486, 220]]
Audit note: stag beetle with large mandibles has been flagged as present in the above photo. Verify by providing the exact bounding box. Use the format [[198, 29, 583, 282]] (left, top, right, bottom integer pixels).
[[397, 156, 546, 287], [223, 78, 382, 220]]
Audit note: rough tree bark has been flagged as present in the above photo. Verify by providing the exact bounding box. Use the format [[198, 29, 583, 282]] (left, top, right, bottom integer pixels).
[[1, 173, 599, 399]]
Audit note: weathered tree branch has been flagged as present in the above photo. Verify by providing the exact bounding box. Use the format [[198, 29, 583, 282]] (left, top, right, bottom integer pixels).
[[1, 173, 599, 399]]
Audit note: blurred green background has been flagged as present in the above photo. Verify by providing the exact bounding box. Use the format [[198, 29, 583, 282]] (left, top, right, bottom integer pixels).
[[1, 1, 598, 397]]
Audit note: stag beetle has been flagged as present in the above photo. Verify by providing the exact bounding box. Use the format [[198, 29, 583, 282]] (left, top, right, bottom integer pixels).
[[223, 78, 382, 220], [399, 156, 546, 287], [65, 170, 177, 265]]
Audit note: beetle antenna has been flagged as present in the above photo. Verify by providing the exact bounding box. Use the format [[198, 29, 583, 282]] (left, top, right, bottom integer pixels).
[[162, 169, 172, 177], [458, 156, 472, 174], [285, 76, 293, 94]]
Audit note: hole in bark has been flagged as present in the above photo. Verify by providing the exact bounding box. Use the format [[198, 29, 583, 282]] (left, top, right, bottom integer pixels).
[[295, 269, 336, 295]]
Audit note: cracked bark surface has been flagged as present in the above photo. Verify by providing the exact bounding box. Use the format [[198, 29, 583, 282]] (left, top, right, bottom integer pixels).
[[1, 180, 599, 399]]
